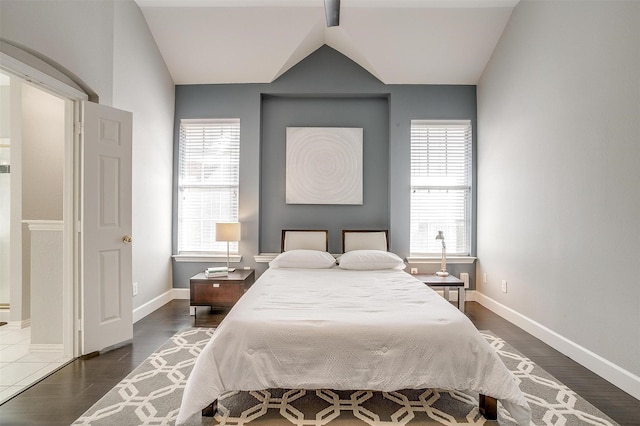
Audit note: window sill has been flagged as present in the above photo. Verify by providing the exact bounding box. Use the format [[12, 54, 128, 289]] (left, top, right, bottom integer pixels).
[[173, 254, 242, 263], [406, 256, 476, 265]]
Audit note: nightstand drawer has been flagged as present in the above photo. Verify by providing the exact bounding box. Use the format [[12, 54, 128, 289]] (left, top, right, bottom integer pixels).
[[191, 282, 244, 307], [189, 270, 255, 310]]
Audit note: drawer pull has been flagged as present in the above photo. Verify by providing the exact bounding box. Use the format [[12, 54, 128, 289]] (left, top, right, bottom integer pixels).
[[213, 283, 220, 288]]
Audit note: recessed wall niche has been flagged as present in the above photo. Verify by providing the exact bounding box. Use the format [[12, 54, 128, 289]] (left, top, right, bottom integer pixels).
[[259, 95, 389, 253]]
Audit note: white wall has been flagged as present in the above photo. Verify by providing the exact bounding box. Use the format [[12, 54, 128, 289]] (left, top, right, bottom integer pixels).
[[113, 1, 175, 308], [0, 0, 115, 105], [29, 225, 63, 346], [21, 84, 65, 221], [0, 0, 175, 313], [477, 0, 640, 393]]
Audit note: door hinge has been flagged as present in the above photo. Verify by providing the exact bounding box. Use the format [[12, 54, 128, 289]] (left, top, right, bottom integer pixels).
[[76, 318, 82, 332], [75, 121, 84, 136]]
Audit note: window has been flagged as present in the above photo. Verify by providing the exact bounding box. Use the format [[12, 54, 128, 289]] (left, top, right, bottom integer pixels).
[[177, 119, 240, 254], [410, 120, 472, 256]]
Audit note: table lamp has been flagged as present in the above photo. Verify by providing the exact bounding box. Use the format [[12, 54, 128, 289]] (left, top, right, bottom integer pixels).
[[215, 222, 241, 272], [435, 230, 449, 277]]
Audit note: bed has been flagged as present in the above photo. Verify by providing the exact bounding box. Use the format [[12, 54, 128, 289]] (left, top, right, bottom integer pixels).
[[176, 230, 531, 425]]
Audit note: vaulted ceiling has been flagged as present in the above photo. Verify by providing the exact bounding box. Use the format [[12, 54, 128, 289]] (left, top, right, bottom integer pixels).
[[135, 0, 519, 85]]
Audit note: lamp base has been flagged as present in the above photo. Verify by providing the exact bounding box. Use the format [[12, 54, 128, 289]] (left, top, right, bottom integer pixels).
[[436, 271, 449, 277], [227, 268, 236, 273]]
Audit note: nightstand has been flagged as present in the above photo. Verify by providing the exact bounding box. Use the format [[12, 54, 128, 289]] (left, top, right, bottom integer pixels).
[[414, 274, 465, 312], [190, 269, 255, 317]]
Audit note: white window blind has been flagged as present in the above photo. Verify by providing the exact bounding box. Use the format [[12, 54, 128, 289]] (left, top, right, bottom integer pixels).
[[178, 119, 240, 254], [410, 120, 472, 255]]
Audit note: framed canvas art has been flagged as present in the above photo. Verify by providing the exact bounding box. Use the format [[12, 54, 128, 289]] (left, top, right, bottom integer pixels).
[[286, 127, 363, 205]]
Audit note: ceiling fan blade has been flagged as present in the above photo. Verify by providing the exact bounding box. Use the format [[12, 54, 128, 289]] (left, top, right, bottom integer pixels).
[[324, 0, 340, 27]]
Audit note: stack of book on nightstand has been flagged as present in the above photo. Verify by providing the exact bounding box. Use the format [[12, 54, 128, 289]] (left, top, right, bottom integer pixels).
[[205, 267, 228, 278]]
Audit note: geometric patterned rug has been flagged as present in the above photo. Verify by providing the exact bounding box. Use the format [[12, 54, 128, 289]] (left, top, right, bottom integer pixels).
[[72, 328, 619, 426]]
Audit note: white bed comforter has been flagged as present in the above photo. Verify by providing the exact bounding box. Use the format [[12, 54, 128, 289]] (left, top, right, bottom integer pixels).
[[177, 268, 531, 425]]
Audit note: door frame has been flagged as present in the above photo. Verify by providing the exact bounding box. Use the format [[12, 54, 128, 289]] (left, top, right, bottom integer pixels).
[[1, 50, 88, 358]]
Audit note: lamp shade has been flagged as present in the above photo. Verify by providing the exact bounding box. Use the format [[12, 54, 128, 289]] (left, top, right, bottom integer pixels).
[[215, 222, 241, 242]]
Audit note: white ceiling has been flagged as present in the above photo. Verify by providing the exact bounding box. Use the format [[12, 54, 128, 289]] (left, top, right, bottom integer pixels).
[[135, 0, 519, 85]]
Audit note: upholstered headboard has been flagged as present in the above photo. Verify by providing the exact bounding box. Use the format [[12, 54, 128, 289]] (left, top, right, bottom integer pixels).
[[342, 230, 389, 252], [281, 230, 329, 252]]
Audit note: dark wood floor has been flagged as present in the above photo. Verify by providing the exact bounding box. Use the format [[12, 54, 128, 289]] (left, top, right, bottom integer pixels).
[[0, 300, 638, 425]]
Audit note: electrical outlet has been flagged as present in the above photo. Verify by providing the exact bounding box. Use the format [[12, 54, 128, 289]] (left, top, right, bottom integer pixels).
[[410, 267, 418, 274], [460, 272, 469, 288], [501, 280, 507, 293], [483, 273, 487, 284], [133, 282, 138, 296]]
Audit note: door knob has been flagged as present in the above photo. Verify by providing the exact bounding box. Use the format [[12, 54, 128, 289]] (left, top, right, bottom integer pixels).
[[122, 235, 133, 244]]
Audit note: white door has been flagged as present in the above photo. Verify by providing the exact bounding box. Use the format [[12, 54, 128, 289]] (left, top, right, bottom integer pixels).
[[81, 101, 133, 355]]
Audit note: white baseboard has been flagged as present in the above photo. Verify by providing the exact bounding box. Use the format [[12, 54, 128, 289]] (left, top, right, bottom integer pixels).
[[433, 289, 478, 302], [6, 319, 31, 329], [29, 343, 64, 352], [465, 290, 477, 301], [473, 291, 640, 400], [172, 288, 190, 300], [0, 309, 9, 323], [133, 288, 190, 323]]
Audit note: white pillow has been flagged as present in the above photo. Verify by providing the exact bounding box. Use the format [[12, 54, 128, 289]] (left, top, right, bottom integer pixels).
[[269, 249, 336, 269], [337, 250, 406, 270]]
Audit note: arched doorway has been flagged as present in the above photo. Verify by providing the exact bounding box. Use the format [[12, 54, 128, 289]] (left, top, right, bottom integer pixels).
[[0, 41, 133, 403], [0, 66, 76, 404]]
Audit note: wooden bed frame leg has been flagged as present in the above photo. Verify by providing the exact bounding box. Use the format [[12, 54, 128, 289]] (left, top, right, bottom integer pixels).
[[202, 400, 217, 417], [478, 394, 497, 420]]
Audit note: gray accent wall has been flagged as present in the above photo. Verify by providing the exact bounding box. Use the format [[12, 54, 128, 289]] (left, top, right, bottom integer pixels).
[[173, 45, 478, 287], [260, 96, 389, 253]]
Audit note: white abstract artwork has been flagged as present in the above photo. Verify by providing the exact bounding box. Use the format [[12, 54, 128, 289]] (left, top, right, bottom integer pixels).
[[286, 127, 363, 205]]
